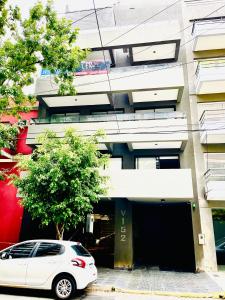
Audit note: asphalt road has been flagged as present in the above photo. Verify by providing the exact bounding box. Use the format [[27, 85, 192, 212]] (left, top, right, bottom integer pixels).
[[0, 288, 214, 300]]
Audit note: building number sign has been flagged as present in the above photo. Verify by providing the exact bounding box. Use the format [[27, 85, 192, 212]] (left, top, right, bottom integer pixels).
[[120, 210, 127, 242]]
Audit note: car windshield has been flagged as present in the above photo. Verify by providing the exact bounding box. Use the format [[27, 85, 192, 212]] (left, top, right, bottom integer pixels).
[[71, 245, 91, 257]]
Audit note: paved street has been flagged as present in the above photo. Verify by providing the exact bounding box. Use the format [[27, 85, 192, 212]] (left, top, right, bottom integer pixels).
[[0, 289, 217, 300]]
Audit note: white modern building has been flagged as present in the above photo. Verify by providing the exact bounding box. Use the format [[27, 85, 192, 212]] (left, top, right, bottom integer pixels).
[[24, 0, 225, 271]]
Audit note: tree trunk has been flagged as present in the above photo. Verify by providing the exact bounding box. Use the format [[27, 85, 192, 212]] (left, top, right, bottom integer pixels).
[[55, 224, 64, 240]]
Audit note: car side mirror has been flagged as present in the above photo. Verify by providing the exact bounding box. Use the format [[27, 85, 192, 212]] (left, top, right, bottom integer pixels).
[[1, 252, 10, 260]]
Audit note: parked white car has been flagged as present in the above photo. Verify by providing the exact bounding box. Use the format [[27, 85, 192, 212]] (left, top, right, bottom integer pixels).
[[0, 239, 97, 299]]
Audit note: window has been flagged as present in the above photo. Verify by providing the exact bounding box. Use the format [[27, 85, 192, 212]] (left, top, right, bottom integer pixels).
[[35, 243, 64, 257], [91, 110, 123, 115], [136, 156, 179, 169], [51, 113, 79, 123], [106, 158, 122, 170], [135, 108, 175, 114], [71, 245, 91, 257], [9, 242, 36, 259], [136, 157, 158, 169]]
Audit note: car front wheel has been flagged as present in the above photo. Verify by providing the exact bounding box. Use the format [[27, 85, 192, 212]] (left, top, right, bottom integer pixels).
[[53, 275, 76, 299]]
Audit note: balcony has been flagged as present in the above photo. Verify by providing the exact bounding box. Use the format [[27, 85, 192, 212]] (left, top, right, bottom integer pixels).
[[76, 20, 181, 66], [101, 169, 193, 201], [36, 63, 184, 104], [27, 111, 188, 150], [204, 169, 225, 201], [192, 19, 225, 52], [199, 109, 225, 144], [195, 59, 225, 94]]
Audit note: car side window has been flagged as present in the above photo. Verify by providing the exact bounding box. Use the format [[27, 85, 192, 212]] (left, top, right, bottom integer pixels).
[[34, 243, 64, 257], [9, 242, 36, 259]]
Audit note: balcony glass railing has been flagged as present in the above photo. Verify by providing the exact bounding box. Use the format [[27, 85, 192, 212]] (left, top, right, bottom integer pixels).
[[196, 59, 225, 77], [199, 109, 225, 127], [204, 168, 225, 182], [192, 19, 225, 36], [31, 111, 186, 124]]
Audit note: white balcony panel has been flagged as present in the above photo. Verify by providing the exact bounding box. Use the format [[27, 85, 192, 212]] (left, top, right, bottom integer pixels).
[[193, 20, 225, 51], [43, 94, 110, 107], [36, 64, 184, 102], [76, 21, 180, 49], [206, 181, 225, 201], [27, 117, 188, 147], [131, 142, 182, 150], [195, 60, 225, 95], [101, 169, 193, 201], [132, 89, 179, 103], [200, 110, 225, 144], [132, 43, 176, 63]]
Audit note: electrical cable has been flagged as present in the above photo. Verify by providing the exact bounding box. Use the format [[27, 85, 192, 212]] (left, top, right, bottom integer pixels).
[[92, 0, 120, 133], [33, 3, 225, 95]]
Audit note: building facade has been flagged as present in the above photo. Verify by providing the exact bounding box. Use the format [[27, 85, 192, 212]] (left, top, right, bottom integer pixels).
[[0, 111, 38, 250], [2, 0, 225, 272]]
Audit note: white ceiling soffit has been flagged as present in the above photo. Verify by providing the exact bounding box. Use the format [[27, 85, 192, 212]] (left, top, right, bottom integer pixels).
[[76, 21, 180, 48], [43, 94, 110, 107], [132, 43, 176, 62], [130, 141, 182, 150], [132, 89, 179, 103]]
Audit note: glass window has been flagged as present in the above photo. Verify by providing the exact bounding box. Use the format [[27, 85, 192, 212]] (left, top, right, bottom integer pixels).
[[136, 157, 157, 169], [71, 245, 91, 257], [9, 242, 36, 259], [91, 110, 123, 115], [106, 158, 122, 170], [35, 243, 64, 257]]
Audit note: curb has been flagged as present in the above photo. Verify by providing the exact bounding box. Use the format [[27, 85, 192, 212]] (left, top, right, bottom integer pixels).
[[87, 284, 225, 298]]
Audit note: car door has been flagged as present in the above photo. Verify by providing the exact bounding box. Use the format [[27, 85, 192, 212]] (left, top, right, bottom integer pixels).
[[0, 242, 36, 286], [26, 242, 65, 287]]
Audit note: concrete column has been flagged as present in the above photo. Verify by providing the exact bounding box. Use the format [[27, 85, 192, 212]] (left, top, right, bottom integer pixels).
[[114, 198, 133, 269]]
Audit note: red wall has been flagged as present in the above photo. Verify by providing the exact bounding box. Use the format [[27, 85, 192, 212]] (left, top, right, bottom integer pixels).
[[0, 163, 23, 250], [0, 110, 38, 250]]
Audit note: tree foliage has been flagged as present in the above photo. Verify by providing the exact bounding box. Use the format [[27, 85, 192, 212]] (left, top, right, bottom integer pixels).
[[11, 129, 109, 240], [212, 209, 225, 223], [0, 0, 87, 149]]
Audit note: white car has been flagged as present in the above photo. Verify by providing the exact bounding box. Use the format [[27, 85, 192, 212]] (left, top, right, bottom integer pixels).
[[0, 239, 97, 299]]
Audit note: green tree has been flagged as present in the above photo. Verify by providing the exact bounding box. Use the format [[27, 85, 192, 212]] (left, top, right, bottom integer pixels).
[[12, 129, 109, 240], [0, 0, 87, 149]]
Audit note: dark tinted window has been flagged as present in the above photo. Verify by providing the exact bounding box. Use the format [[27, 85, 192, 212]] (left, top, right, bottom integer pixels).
[[9, 242, 36, 259], [71, 245, 91, 257], [35, 243, 64, 257]]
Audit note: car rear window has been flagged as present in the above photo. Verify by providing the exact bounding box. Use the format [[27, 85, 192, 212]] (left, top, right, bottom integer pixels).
[[71, 245, 91, 257]]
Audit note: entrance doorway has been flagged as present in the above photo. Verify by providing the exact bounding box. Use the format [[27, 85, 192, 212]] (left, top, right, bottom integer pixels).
[[133, 202, 195, 272]]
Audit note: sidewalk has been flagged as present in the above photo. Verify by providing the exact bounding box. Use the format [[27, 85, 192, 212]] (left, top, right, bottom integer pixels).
[[87, 267, 225, 298]]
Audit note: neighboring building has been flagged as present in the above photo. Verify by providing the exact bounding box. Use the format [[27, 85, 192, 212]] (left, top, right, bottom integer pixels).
[[0, 111, 38, 250], [4, 0, 225, 272]]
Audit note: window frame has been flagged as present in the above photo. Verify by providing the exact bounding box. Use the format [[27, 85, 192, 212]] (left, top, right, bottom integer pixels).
[[32, 242, 65, 258]]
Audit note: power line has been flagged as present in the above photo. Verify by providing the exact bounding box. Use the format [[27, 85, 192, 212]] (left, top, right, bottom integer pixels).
[[71, 7, 111, 25], [33, 3, 225, 95], [103, 0, 182, 47], [92, 0, 120, 133], [134, 3, 225, 56]]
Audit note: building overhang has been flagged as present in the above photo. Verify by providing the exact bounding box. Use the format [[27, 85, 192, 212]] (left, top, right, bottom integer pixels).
[[191, 18, 225, 52], [101, 169, 194, 201], [36, 63, 184, 106], [77, 21, 181, 65]]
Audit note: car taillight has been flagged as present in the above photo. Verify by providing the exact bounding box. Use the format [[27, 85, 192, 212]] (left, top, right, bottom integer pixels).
[[71, 258, 86, 268]]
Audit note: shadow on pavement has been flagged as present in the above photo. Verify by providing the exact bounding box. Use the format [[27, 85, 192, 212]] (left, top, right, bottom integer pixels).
[[0, 287, 86, 299]]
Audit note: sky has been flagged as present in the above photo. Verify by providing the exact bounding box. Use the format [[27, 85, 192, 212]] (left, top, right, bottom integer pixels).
[[8, 0, 150, 17]]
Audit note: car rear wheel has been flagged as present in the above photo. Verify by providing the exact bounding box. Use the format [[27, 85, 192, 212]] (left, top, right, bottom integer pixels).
[[53, 275, 76, 299]]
